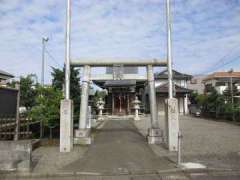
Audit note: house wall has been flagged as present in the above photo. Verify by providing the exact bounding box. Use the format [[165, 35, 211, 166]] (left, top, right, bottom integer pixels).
[[155, 79, 186, 88], [187, 75, 206, 94], [154, 78, 190, 115], [204, 79, 240, 94], [156, 95, 186, 115]]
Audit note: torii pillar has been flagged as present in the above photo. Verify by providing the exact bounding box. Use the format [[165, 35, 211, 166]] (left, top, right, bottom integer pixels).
[[74, 65, 92, 145], [147, 65, 163, 144]]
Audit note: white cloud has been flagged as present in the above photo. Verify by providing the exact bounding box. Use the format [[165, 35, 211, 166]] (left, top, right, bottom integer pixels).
[[0, 0, 240, 83]]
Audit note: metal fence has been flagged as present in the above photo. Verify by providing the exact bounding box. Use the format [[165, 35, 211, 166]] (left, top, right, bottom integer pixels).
[[0, 115, 40, 140]]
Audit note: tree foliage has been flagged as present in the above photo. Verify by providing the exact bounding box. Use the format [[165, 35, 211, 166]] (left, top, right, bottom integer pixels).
[[28, 85, 63, 126], [20, 75, 38, 108], [51, 67, 81, 120], [192, 87, 240, 121], [8, 74, 38, 109]]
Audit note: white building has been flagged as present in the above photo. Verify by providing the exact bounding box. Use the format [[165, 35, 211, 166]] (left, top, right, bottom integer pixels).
[[202, 71, 240, 94]]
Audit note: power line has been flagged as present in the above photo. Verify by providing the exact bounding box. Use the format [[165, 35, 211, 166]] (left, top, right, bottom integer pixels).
[[45, 48, 62, 68], [198, 44, 240, 74]]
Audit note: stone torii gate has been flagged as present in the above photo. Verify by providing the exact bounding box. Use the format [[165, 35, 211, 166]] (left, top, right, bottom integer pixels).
[[60, 58, 167, 152], [60, 0, 179, 153]]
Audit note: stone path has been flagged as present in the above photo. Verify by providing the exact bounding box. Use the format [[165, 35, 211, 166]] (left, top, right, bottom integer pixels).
[[63, 120, 175, 174]]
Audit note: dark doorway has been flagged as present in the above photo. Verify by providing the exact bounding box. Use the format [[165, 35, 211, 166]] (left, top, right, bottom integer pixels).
[[113, 93, 129, 115]]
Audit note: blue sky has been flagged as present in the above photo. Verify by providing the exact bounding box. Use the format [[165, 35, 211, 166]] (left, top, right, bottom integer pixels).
[[1, 0, 240, 83]]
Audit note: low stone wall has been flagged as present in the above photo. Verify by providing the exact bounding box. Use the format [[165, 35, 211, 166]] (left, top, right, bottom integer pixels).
[[0, 140, 32, 172]]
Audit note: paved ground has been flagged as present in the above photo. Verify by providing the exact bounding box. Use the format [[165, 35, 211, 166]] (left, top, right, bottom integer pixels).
[[135, 115, 240, 170], [63, 120, 175, 173], [2, 115, 240, 179], [32, 145, 88, 173]]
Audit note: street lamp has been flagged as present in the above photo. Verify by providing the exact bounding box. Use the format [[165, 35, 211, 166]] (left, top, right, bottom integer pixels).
[[41, 37, 49, 86]]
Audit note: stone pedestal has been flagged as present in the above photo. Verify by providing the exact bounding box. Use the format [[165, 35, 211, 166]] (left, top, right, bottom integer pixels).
[[74, 129, 91, 145], [60, 99, 73, 152], [134, 109, 140, 121], [147, 128, 163, 144], [165, 98, 179, 151]]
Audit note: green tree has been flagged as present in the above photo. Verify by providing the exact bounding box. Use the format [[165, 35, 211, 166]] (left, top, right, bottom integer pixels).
[[20, 75, 38, 108], [223, 83, 239, 103], [51, 67, 81, 120], [8, 74, 38, 109], [189, 91, 198, 105], [28, 85, 63, 127]]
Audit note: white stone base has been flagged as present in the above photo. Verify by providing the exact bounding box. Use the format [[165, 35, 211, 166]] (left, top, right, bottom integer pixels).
[[74, 137, 92, 145], [148, 128, 162, 137], [97, 116, 104, 121], [74, 129, 92, 145], [147, 128, 163, 144], [75, 129, 90, 138], [60, 99, 73, 152], [134, 116, 140, 121], [179, 162, 206, 169], [147, 136, 163, 144]]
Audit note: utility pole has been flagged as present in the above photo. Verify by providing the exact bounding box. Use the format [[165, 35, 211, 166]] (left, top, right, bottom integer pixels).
[[165, 0, 180, 152], [65, 0, 71, 99], [40, 37, 48, 138], [41, 37, 49, 85], [166, 0, 173, 98], [60, 0, 73, 152]]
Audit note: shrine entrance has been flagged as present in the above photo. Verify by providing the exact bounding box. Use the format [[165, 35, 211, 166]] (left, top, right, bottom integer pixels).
[[60, 0, 177, 153], [113, 92, 128, 115]]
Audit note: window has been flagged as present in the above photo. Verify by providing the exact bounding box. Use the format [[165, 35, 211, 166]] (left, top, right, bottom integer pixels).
[[215, 82, 226, 86]]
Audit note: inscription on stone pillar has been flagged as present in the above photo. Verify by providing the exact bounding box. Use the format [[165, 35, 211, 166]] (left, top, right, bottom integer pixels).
[[165, 98, 179, 151]]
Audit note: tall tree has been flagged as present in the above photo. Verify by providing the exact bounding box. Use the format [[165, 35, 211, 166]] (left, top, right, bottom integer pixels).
[[51, 67, 81, 121], [7, 74, 38, 109], [29, 85, 63, 126]]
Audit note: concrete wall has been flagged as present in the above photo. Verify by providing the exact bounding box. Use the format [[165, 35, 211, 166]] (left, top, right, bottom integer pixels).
[[0, 140, 32, 172]]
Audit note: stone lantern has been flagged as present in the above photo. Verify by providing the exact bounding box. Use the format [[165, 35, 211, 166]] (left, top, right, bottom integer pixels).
[[96, 97, 105, 121], [133, 96, 141, 121]]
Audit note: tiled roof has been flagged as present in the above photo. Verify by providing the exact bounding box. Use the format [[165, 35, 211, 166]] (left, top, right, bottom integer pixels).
[[155, 83, 192, 94], [155, 69, 192, 80], [203, 71, 240, 81]]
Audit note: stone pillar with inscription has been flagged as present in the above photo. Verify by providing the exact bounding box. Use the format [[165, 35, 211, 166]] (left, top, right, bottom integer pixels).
[[165, 98, 179, 151], [60, 99, 73, 152]]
